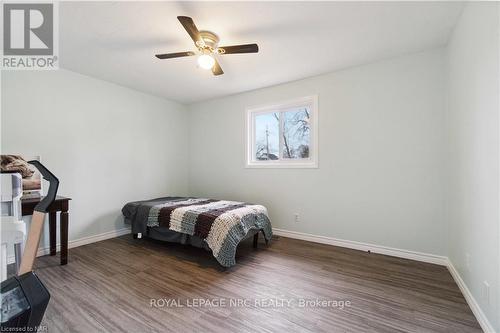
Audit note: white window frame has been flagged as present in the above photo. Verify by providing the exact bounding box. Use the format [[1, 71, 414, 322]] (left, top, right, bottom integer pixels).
[[246, 95, 318, 168]]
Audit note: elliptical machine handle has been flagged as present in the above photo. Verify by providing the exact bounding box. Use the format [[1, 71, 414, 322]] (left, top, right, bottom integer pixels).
[[28, 160, 59, 212], [19, 161, 59, 275]]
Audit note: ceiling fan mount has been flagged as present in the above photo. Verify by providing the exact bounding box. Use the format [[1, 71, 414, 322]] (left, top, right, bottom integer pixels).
[[196, 31, 220, 51], [155, 16, 259, 76]]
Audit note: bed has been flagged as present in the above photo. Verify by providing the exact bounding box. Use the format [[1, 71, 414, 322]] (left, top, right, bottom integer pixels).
[[122, 197, 273, 267]]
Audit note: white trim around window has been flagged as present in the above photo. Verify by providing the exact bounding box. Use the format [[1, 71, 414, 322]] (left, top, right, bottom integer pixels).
[[245, 95, 318, 168]]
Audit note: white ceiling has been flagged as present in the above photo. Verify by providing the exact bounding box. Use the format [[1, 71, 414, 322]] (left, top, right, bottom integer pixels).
[[60, 2, 464, 104]]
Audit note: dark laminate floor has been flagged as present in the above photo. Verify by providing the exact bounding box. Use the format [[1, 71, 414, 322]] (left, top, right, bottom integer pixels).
[[33, 235, 481, 333]]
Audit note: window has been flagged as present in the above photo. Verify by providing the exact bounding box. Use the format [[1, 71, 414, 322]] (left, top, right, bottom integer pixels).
[[246, 96, 318, 168]]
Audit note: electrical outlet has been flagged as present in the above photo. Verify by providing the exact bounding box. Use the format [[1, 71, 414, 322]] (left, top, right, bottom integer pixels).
[[465, 253, 471, 271], [482, 281, 490, 304], [294, 213, 300, 223]]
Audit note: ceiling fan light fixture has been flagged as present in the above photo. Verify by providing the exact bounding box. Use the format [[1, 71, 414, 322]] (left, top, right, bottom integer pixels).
[[155, 16, 259, 76], [197, 54, 215, 70]]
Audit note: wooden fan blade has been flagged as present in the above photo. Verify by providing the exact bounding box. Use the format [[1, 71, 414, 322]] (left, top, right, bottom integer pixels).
[[219, 43, 259, 54], [155, 51, 195, 59], [212, 59, 224, 76], [177, 16, 202, 45]]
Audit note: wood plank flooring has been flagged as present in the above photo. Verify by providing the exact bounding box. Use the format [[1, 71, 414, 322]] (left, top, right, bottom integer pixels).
[[32, 235, 481, 333]]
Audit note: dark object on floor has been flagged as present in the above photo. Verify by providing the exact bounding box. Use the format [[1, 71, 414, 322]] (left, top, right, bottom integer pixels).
[[0, 161, 58, 331], [1, 272, 50, 328]]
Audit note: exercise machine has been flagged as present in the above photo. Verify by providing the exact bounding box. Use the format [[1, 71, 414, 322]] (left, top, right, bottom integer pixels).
[[1, 161, 59, 330]]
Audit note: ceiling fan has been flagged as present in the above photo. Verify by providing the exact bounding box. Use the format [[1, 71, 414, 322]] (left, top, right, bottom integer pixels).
[[155, 16, 259, 76]]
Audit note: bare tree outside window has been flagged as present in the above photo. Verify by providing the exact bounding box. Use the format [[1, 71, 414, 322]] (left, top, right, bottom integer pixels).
[[281, 108, 310, 159], [248, 96, 317, 168], [255, 108, 310, 160]]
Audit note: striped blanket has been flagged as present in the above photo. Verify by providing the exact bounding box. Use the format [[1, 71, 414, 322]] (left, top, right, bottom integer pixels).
[[126, 197, 272, 267]]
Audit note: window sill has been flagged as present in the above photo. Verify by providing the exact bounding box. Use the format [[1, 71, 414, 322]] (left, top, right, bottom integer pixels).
[[245, 161, 318, 169]]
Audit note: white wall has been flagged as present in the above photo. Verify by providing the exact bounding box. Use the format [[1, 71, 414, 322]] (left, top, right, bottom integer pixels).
[[446, 3, 499, 331], [188, 49, 447, 256], [1, 69, 189, 249]]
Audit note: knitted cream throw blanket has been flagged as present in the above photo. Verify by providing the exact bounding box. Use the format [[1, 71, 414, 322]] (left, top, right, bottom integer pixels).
[[147, 198, 273, 267]]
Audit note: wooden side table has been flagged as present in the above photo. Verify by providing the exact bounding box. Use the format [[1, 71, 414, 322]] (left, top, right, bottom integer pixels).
[[21, 195, 71, 265]]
